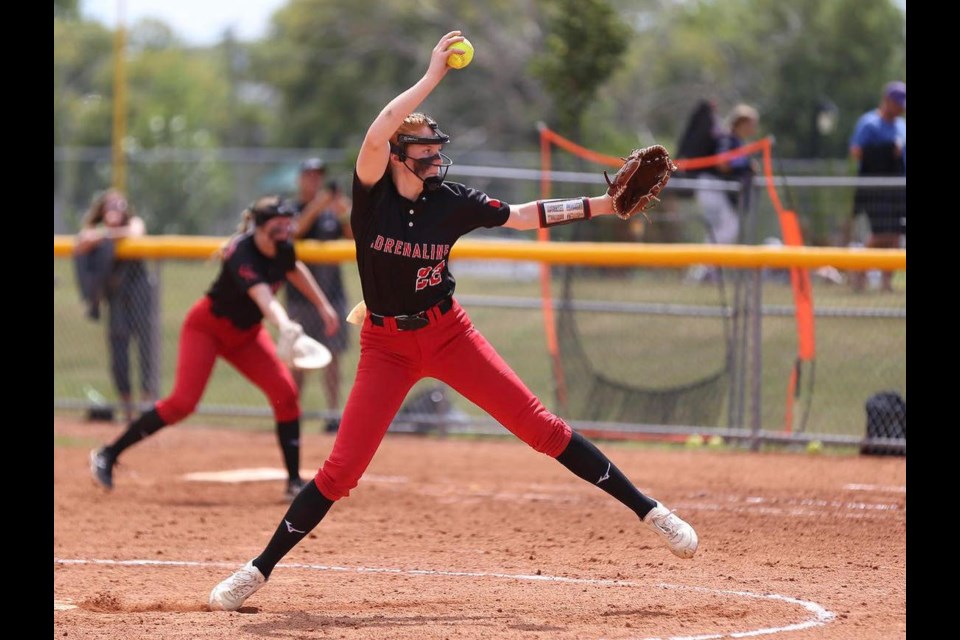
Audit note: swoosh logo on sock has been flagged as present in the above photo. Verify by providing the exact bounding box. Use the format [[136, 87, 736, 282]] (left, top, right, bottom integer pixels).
[[597, 462, 611, 484], [284, 519, 306, 534]]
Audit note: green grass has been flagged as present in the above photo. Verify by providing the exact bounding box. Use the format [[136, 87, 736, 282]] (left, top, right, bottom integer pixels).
[[54, 258, 905, 437]]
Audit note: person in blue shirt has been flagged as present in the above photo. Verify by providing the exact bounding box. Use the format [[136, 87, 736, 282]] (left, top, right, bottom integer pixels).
[[846, 81, 906, 292]]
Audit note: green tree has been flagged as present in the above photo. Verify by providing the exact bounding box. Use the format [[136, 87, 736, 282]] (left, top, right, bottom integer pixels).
[[530, 0, 630, 140], [587, 0, 904, 159], [752, 0, 906, 158], [54, 17, 115, 229], [250, 0, 551, 154], [54, 0, 78, 19], [54, 15, 238, 232], [57, 0, 907, 237]]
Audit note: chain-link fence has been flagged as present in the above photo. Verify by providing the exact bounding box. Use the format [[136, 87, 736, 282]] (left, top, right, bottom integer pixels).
[[53, 246, 905, 450], [54, 150, 905, 452]]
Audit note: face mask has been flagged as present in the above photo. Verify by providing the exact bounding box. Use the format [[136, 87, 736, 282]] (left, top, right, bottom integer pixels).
[[402, 152, 453, 191]]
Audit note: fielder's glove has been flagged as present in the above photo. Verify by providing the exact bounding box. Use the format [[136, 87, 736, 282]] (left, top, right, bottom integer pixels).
[[604, 145, 678, 220], [276, 321, 304, 366]]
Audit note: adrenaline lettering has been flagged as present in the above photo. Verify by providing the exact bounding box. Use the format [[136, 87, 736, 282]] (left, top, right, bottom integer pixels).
[[370, 235, 451, 261]]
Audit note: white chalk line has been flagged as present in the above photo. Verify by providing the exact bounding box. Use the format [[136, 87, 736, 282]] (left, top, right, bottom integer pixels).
[[54, 557, 834, 638], [54, 599, 77, 611], [636, 586, 834, 640], [177, 470, 902, 519], [842, 483, 906, 493], [403, 486, 902, 519]]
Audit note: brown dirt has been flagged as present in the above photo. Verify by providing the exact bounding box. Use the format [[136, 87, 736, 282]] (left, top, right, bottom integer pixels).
[[54, 415, 906, 639]]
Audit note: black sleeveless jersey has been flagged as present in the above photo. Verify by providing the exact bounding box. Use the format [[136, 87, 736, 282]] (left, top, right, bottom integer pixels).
[[206, 232, 297, 329], [351, 171, 510, 317]]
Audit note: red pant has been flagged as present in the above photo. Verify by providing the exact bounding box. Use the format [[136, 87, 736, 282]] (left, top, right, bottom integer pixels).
[[313, 299, 572, 500], [155, 297, 299, 425]]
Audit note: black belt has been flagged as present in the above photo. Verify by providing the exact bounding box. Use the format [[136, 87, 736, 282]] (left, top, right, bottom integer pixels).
[[369, 296, 454, 331]]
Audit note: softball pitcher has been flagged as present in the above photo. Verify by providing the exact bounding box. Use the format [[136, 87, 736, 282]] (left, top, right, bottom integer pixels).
[[210, 31, 697, 611]]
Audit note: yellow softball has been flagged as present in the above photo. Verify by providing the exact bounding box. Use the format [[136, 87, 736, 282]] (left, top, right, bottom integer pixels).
[[446, 38, 474, 70]]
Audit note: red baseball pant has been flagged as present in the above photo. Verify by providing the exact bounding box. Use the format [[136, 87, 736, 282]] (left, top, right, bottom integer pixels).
[[156, 296, 300, 425], [313, 299, 572, 500]]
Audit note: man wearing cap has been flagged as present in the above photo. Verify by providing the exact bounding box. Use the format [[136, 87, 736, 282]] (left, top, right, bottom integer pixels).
[[847, 81, 906, 292], [285, 158, 353, 432]]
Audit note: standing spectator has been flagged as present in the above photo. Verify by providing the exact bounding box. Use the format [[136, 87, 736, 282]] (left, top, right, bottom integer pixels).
[[74, 189, 159, 422], [285, 158, 353, 433], [89, 196, 340, 500], [675, 99, 722, 183], [690, 104, 759, 281], [655, 98, 721, 247], [846, 81, 906, 292]]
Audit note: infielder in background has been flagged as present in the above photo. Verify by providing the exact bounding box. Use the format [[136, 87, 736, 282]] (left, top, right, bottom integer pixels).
[[90, 196, 340, 500], [210, 30, 697, 611], [285, 158, 353, 433]]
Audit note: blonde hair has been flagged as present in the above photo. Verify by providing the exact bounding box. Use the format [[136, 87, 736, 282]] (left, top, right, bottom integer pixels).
[[727, 104, 759, 130], [390, 113, 439, 145]]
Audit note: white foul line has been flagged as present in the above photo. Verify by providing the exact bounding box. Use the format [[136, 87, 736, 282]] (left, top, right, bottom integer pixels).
[[54, 557, 834, 638]]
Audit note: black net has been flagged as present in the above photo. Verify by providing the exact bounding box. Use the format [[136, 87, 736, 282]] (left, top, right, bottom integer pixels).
[[554, 222, 734, 428]]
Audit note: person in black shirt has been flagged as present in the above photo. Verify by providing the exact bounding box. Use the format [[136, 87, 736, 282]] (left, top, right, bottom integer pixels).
[[89, 196, 340, 500], [209, 31, 697, 612], [285, 158, 353, 433]]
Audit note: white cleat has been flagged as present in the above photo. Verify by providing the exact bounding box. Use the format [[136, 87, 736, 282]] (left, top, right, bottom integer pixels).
[[644, 502, 698, 559], [209, 560, 266, 611]]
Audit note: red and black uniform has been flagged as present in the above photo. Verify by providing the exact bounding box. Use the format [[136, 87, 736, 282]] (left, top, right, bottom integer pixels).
[[156, 232, 300, 425], [233, 171, 693, 593], [93, 211, 309, 495], [310, 173, 573, 501]]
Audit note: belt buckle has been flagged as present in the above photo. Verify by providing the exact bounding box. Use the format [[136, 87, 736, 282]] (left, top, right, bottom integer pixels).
[[395, 313, 429, 331]]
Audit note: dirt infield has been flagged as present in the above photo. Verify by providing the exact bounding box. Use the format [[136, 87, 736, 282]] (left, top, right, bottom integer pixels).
[[54, 415, 906, 639]]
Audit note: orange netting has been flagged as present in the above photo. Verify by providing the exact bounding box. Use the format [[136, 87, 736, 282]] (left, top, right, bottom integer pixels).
[[537, 125, 814, 432]]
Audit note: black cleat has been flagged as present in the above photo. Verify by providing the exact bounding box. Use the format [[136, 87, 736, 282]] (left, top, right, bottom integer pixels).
[[89, 447, 116, 490]]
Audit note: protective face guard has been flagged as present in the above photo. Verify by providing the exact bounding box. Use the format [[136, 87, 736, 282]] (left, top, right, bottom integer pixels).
[[410, 152, 453, 172], [392, 118, 451, 160], [396, 118, 451, 150], [391, 121, 454, 191]]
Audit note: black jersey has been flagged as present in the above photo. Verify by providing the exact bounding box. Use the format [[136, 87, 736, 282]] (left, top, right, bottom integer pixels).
[[286, 197, 347, 306], [206, 232, 297, 329], [351, 171, 510, 316]]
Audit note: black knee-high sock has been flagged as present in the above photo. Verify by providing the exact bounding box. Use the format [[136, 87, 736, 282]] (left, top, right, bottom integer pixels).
[[105, 408, 167, 459], [277, 419, 301, 481], [555, 430, 657, 519], [253, 480, 333, 579]]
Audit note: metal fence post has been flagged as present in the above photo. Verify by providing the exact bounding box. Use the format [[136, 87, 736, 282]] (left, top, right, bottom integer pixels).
[[749, 267, 763, 451]]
